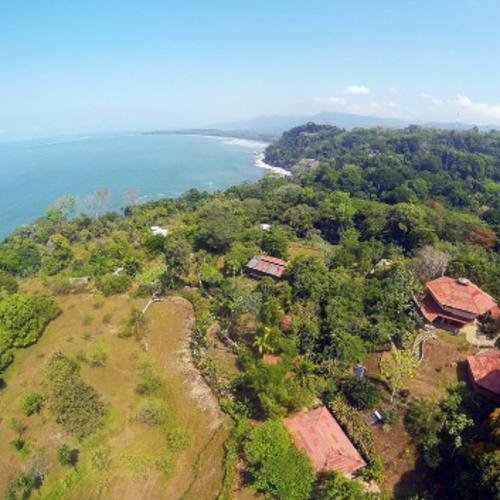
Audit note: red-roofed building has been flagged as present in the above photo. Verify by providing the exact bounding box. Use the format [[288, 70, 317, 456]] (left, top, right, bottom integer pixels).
[[245, 255, 288, 280], [468, 349, 500, 403], [284, 407, 366, 475], [415, 276, 498, 332], [262, 353, 282, 365]]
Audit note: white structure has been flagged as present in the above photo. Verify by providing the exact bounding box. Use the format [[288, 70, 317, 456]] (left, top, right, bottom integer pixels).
[[260, 223, 271, 231], [150, 226, 169, 237]]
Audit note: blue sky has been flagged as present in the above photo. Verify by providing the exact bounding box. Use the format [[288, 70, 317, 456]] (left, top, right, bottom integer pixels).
[[1, 0, 499, 139]]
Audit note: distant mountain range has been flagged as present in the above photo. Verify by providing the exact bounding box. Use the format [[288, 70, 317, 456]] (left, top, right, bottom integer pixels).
[[210, 111, 500, 135]]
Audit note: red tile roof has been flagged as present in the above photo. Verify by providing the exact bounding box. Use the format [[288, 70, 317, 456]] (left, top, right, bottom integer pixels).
[[245, 255, 288, 278], [284, 407, 366, 474], [426, 277, 497, 316], [280, 315, 293, 332], [468, 349, 500, 397], [263, 353, 282, 365], [415, 293, 471, 324]]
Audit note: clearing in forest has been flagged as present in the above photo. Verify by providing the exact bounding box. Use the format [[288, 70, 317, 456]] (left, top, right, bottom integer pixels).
[[0, 291, 228, 499]]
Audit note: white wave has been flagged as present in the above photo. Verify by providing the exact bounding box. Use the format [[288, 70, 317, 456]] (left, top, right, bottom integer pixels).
[[44, 136, 92, 146], [185, 134, 269, 149], [254, 153, 291, 177]]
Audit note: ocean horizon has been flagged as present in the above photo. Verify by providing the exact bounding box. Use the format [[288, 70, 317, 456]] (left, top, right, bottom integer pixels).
[[0, 133, 273, 242]]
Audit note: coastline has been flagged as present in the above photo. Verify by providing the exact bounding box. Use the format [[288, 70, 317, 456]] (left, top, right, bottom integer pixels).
[[185, 134, 291, 177]]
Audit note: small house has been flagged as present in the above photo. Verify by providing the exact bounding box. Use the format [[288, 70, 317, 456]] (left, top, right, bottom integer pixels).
[[245, 255, 288, 280], [415, 276, 498, 332], [260, 223, 271, 231], [468, 349, 500, 403], [284, 407, 366, 475], [150, 226, 169, 237]]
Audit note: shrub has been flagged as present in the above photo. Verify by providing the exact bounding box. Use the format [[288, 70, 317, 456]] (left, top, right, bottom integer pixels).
[[0, 294, 61, 350], [118, 323, 134, 338], [57, 444, 72, 467], [167, 427, 191, 451], [135, 399, 168, 426], [6, 417, 27, 438], [245, 420, 315, 500], [50, 278, 72, 296], [317, 470, 365, 500], [102, 313, 113, 324], [135, 361, 163, 396], [44, 352, 106, 439], [97, 273, 132, 296], [156, 452, 177, 476], [90, 446, 112, 471], [343, 377, 382, 410], [11, 439, 25, 452], [85, 342, 107, 367], [81, 312, 93, 325], [22, 393, 44, 416]]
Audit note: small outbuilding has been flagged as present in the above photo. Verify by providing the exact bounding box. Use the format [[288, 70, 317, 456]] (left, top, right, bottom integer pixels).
[[284, 407, 366, 475], [468, 349, 500, 403], [245, 255, 288, 280], [150, 226, 169, 237]]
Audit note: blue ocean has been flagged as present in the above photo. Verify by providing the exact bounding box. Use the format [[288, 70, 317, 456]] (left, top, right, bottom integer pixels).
[[0, 134, 267, 241]]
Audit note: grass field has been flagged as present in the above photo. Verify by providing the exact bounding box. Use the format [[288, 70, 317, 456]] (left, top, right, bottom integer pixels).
[[0, 289, 228, 499]]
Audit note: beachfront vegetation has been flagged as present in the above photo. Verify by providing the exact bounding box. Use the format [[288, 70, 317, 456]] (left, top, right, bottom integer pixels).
[[1, 125, 500, 498]]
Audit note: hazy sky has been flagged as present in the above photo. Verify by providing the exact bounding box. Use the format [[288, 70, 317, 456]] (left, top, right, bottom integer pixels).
[[1, 1, 500, 139]]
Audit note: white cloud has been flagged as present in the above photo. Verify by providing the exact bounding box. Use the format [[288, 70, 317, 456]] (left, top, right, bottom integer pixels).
[[420, 92, 443, 106], [456, 94, 500, 121], [328, 96, 346, 105], [345, 85, 371, 95]]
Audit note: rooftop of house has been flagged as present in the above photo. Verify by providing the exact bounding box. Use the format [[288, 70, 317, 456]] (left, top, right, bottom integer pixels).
[[416, 293, 472, 324], [468, 349, 500, 397], [245, 255, 289, 279], [426, 276, 497, 316], [284, 407, 366, 474], [262, 353, 282, 365]]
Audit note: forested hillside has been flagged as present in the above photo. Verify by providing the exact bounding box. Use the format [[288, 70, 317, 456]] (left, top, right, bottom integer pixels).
[[1, 125, 500, 499], [265, 123, 500, 224]]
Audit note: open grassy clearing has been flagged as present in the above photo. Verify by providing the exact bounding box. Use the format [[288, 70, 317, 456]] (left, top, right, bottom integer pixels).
[[0, 288, 228, 499]]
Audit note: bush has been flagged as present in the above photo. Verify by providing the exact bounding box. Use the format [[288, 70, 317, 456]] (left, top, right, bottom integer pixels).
[[102, 313, 113, 324], [0, 294, 61, 350], [167, 427, 191, 451], [135, 361, 163, 396], [343, 377, 382, 410], [156, 452, 177, 476], [50, 278, 72, 296], [81, 312, 93, 325], [82, 342, 107, 368], [245, 420, 315, 500], [97, 273, 132, 296], [10, 439, 25, 452], [44, 352, 106, 439], [57, 444, 72, 467], [317, 470, 365, 500], [90, 446, 112, 471], [135, 399, 168, 426], [22, 393, 44, 416]]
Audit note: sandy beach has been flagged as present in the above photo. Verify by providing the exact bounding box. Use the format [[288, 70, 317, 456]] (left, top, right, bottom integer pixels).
[[192, 134, 291, 176]]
